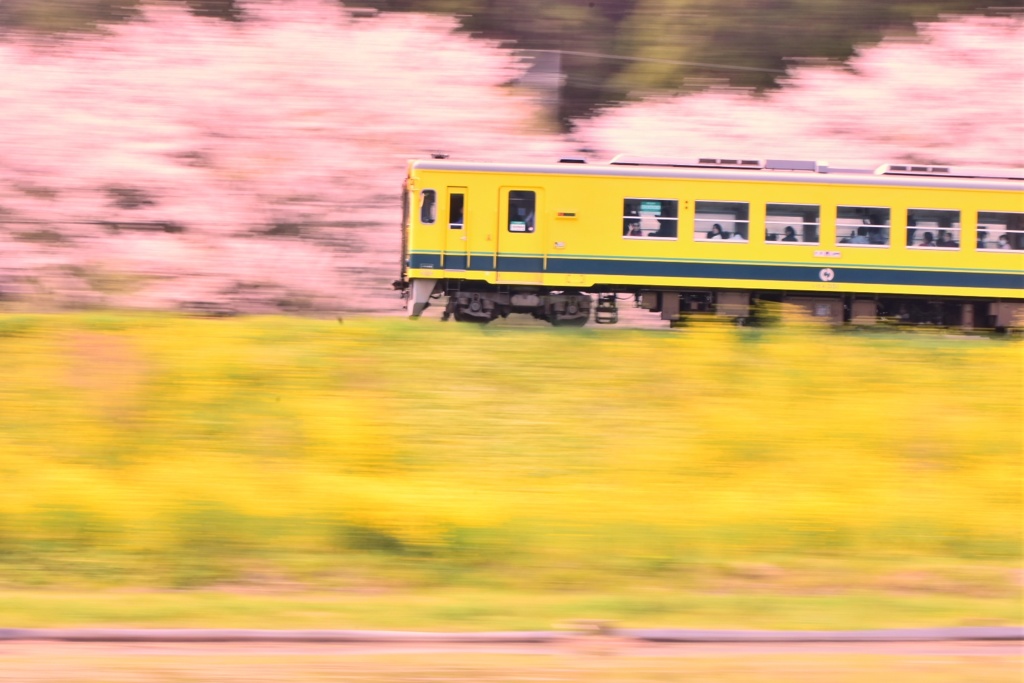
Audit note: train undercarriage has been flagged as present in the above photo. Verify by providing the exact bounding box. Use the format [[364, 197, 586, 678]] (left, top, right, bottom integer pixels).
[[400, 278, 1024, 330]]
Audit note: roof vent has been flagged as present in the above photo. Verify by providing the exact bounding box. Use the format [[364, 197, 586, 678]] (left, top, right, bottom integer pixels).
[[697, 158, 761, 168], [608, 154, 764, 169], [430, 153, 449, 159], [880, 164, 950, 175], [877, 164, 1023, 180], [558, 157, 587, 164]]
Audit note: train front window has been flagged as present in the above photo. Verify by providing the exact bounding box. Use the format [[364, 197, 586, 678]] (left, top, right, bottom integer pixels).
[[420, 189, 437, 224], [508, 190, 535, 233], [907, 209, 960, 249], [837, 206, 890, 247], [623, 198, 678, 239], [977, 211, 1023, 251], [695, 201, 749, 241], [766, 203, 819, 244]]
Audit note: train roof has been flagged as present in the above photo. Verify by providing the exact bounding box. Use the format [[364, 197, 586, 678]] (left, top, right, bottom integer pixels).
[[409, 155, 1024, 192]]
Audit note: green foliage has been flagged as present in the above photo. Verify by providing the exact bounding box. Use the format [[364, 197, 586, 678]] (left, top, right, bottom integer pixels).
[[359, 0, 1006, 122], [0, 0, 239, 32], [0, 0, 140, 33], [1, 0, 1005, 124]]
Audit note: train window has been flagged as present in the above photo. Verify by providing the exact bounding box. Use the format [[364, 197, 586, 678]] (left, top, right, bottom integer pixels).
[[766, 204, 819, 244], [837, 206, 890, 247], [420, 189, 437, 224], [907, 209, 960, 249], [695, 201, 749, 241], [508, 190, 535, 233], [623, 198, 678, 239], [977, 211, 1023, 251], [449, 193, 465, 229]]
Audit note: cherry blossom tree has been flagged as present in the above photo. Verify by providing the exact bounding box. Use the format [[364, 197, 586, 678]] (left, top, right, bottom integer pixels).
[[0, 4, 1019, 314], [574, 15, 1024, 169], [0, 0, 567, 312]]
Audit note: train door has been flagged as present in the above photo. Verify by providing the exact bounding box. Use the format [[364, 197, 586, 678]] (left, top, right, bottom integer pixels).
[[497, 188, 544, 283], [442, 187, 468, 270]]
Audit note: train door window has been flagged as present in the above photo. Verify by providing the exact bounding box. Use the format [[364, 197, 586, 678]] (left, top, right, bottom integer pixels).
[[694, 201, 749, 241], [623, 198, 678, 239], [766, 204, 819, 244], [906, 209, 960, 249], [508, 190, 535, 232], [449, 192, 465, 229], [977, 211, 1023, 251], [420, 189, 437, 224], [836, 206, 890, 247]]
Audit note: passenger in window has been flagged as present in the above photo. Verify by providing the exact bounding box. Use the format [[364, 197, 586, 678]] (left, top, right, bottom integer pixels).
[[766, 232, 778, 241], [730, 231, 746, 241], [919, 231, 936, 247], [998, 234, 1011, 249], [977, 230, 988, 249], [707, 224, 724, 240], [937, 230, 958, 248], [782, 226, 798, 242], [839, 230, 854, 244], [651, 221, 676, 238], [623, 218, 641, 236]]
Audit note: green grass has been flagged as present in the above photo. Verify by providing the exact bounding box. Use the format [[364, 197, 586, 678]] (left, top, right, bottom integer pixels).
[[0, 582, 1019, 631]]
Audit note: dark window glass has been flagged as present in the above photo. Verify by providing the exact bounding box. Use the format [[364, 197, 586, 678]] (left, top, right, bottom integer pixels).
[[420, 189, 436, 224], [449, 193, 465, 229], [508, 191, 535, 232]]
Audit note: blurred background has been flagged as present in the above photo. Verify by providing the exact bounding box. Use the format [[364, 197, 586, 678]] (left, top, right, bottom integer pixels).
[[0, 0, 1021, 316]]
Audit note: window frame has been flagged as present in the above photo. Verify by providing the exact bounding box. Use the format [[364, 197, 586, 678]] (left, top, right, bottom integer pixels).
[[765, 202, 821, 245], [906, 208, 961, 250], [622, 197, 679, 240], [977, 211, 1023, 252], [419, 189, 437, 224], [836, 205, 891, 248], [507, 190, 536, 233], [694, 200, 750, 242]]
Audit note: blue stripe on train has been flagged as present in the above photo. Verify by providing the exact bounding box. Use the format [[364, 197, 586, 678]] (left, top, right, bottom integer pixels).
[[409, 253, 1023, 291]]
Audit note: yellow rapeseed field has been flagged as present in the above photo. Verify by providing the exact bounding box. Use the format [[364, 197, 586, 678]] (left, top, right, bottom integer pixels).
[[0, 313, 1020, 587]]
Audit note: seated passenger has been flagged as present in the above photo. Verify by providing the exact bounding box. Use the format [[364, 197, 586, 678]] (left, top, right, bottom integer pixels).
[[707, 224, 724, 240], [730, 231, 747, 241], [782, 226, 798, 242], [977, 229, 988, 249], [623, 218, 641, 236], [936, 230, 958, 248], [650, 221, 676, 238], [998, 234, 1012, 249], [918, 231, 936, 247]]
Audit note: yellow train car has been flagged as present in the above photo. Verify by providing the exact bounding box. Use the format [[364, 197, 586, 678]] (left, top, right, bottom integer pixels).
[[396, 155, 1024, 328]]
